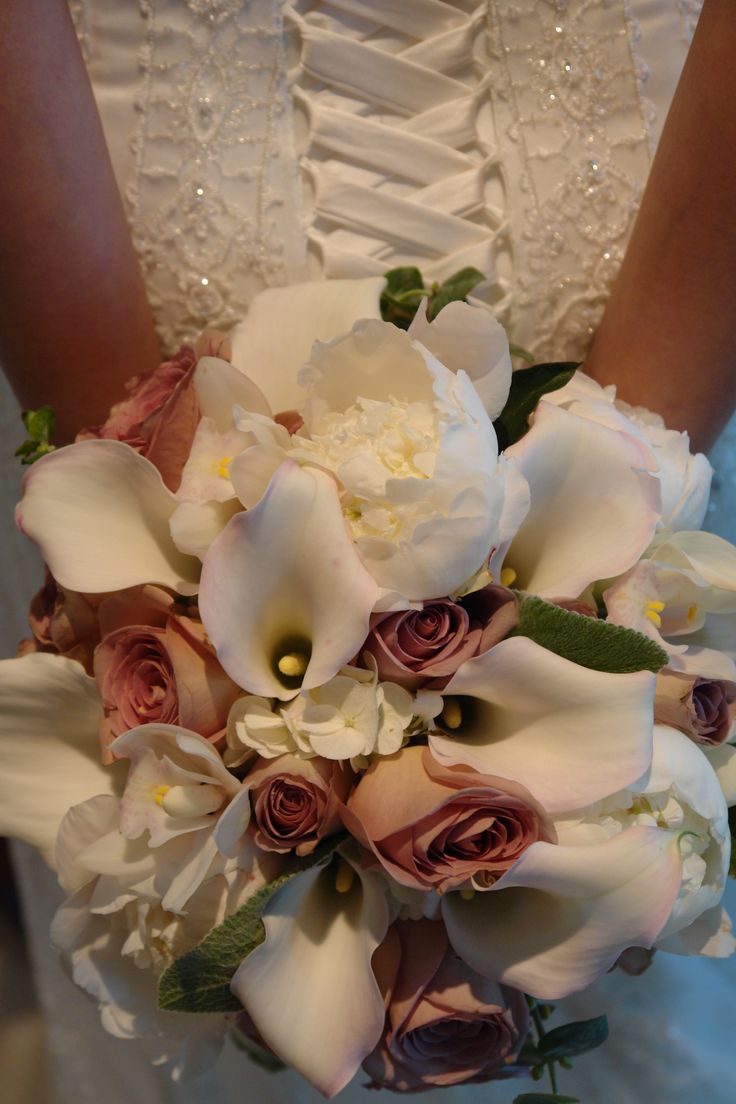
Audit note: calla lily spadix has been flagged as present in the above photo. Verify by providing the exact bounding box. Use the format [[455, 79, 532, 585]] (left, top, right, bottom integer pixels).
[[0, 653, 123, 863], [429, 636, 655, 813], [503, 401, 660, 599], [16, 439, 200, 595], [199, 460, 379, 700], [230, 276, 386, 413], [232, 853, 390, 1098]]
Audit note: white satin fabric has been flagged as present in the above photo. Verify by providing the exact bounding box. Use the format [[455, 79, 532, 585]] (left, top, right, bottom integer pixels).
[[8, 1, 736, 1101]]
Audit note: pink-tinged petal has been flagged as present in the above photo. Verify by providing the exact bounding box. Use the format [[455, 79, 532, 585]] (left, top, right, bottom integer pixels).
[[429, 636, 655, 813], [193, 356, 272, 430], [443, 827, 682, 999], [143, 367, 200, 492], [506, 402, 660, 598], [0, 654, 123, 862], [232, 858, 389, 1097], [407, 300, 512, 419], [230, 278, 385, 413], [17, 440, 200, 595], [200, 461, 379, 699]]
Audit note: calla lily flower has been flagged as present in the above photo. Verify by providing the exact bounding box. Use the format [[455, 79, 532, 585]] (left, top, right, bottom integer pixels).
[[0, 653, 122, 863], [231, 853, 390, 1098], [429, 636, 655, 813], [502, 401, 660, 599], [199, 461, 379, 699], [230, 277, 385, 413], [16, 439, 200, 595]]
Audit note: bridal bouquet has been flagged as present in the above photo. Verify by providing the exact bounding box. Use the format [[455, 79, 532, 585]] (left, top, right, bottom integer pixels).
[[3, 270, 736, 1100]]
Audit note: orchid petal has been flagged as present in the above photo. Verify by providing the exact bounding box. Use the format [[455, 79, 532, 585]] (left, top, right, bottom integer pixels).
[[506, 401, 660, 597], [429, 636, 655, 812], [232, 858, 389, 1097], [193, 356, 272, 430], [0, 654, 122, 861], [230, 278, 385, 413], [407, 300, 512, 419], [17, 440, 200, 595], [443, 827, 682, 999], [199, 461, 379, 699], [169, 498, 241, 561]]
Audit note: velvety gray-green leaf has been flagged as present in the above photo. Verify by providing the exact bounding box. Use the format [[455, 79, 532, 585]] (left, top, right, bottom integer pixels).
[[157, 836, 344, 1015], [512, 594, 668, 674], [538, 1015, 609, 1061], [428, 266, 485, 318], [494, 362, 577, 448]]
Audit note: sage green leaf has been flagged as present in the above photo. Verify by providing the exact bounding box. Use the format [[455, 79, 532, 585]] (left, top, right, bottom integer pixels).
[[15, 405, 57, 466], [509, 343, 535, 364], [512, 594, 668, 674], [538, 1015, 609, 1061], [428, 266, 485, 319], [513, 1095, 580, 1103], [157, 837, 344, 1015], [494, 362, 577, 448]]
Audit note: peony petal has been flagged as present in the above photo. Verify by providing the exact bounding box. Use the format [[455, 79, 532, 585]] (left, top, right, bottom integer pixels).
[[705, 743, 736, 805], [506, 401, 660, 598], [0, 654, 122, 861], [407, 300, 512, 419], [230, 278, 385, 413], [657, 904, 736, 958], [429, 636, 654, 812], [232, 858, 390, 1097], [199, 461, 379, 699], [443, 827, 682, 999], [17, 440, 200, 595], [169, 498, 242, 561]]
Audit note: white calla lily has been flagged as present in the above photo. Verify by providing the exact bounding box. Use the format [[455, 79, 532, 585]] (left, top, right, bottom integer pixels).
[[705, 743, 736, 805], [0, 654, 122, 862], [442, 826, 682, 1000], [505, 401, 660, 598], [17, 440, 200, 595], [199, 461, 379, 699], [407, 299, 512, 419], [429, 636, 655, 812], [232, 856, 390, 1098], [230, 277, 385, 413]]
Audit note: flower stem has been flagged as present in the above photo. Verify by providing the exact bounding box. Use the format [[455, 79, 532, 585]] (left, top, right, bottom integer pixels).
[[530, 1003, 559, 1094]]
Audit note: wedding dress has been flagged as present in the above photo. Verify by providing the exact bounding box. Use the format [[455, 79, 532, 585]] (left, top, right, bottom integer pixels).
[[4, 1, 736, 1101]]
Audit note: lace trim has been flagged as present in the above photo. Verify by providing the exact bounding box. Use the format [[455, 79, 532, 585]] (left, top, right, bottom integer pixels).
[[126, 0, 305, 352], [67, 0, 91, 61], [287, 0, 509, 306]]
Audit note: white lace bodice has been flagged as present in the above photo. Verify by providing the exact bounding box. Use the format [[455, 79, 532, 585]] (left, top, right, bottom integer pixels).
[[70, 0, 699, 359]]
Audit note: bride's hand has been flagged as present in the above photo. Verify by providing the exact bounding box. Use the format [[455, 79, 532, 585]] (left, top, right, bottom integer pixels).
[[0, 0, 159, 443], [586, 0, 736, 453]]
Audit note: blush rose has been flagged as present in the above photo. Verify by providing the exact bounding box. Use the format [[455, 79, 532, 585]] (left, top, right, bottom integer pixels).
[[343, 745, 554, 892], [655, 671, 736, 746], [246, 754, 353, 856], [358, 584, 519, 691], [364, 918, 528, 1091]]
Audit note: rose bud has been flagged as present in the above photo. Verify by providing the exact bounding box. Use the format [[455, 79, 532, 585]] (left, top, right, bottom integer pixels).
[[26, 569, 101, 673], [94, 592, 240, 763], [358, 584, 519, 691], [654, 671, 736, 746], [246, 754, 354, 856], [363, 918, 528, 1091], [343, 745, 554, 892]]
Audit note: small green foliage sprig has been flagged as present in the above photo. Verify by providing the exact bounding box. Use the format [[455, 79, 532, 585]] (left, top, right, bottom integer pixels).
[[380, 265, 486, 329], [15, 406, 57, 465], [513, 999, 608, 1103]]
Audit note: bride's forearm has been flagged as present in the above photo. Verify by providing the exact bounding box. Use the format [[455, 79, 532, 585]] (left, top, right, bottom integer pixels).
[[0, 1, 160, 443], [585, 0, 736, 453]]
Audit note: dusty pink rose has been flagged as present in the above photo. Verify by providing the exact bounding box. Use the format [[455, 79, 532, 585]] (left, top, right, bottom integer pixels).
[[94, 586, 240, 763], [363, 919, 528, 1091], [358, 585, 519, 691], [246, 754, 353, 856], [344, 746, 554, 892], [77, 346, 199, 491], [654, 671, 736, 746], [23, 570, 101, 673]]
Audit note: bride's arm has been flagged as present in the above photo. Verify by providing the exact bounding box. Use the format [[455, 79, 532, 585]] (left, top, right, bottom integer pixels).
[[585, 0, 736, 453], [0, 1, 160, 443]]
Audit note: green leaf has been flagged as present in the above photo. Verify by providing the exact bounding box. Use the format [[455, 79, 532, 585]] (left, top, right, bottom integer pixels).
[[516, 1041, 545, 1067], [509, 343, 535, 364], [728, 806, 736, 878], [513, 1095, 580, 1103], [494, 362, 577, 448], [15, 405, 57, 466], [230, 1025, 286, 1072], [380, 266, 426, 329], [538, 1015, 609, 1061], [512, 594, 668, 674], [157, 836, 344, 1014], [428, 266, 485, 319]]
